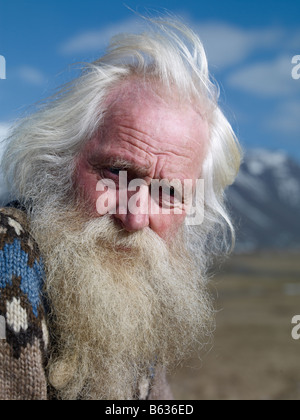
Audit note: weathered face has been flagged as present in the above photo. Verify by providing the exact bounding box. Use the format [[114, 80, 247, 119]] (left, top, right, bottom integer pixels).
[[74, 86, 209, 240]]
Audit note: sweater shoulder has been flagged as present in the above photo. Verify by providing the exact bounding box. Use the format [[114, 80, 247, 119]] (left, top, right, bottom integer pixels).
[[0, 206, 43, 268], [0, 207, 48, 399], [0, 206, 48, 355], [0, 206, 33, 247]]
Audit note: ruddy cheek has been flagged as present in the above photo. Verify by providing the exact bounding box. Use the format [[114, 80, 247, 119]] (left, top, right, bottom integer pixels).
[[149, 213, 186, 240], [74, 162, 100, 214]]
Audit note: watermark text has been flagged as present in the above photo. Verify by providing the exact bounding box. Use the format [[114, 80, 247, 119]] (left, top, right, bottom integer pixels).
[[291, 315, 300, 340], [292, 55, 300, 80], [0, 55, 6, 80], [95, 171, 205, 226], [0, 315, 6, 340]]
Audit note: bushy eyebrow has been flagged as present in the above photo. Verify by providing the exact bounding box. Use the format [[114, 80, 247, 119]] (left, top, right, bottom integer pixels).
[[90, 155, 151, 178], [89, 155, 188, 195]]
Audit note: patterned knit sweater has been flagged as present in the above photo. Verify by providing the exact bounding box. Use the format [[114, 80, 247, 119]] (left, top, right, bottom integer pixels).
[[0, 206, 173, 400], [0, 207, 48, 400]]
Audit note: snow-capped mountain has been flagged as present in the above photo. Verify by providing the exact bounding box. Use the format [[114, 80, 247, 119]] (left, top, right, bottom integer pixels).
[[226, 149, 300, 252]]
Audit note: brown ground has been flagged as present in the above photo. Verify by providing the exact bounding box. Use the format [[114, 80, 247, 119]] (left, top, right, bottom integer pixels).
[[168, 252, 300, 400]]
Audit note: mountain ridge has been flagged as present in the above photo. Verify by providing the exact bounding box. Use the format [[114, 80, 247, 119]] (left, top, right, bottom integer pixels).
[[227, 148, 300, 252]]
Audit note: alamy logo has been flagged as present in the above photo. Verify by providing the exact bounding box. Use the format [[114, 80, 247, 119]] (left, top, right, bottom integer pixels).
[[292, 55, 300, 80], [0, 55, 6, 80], [0, 315, 6, 340], [292, 315, 300, 340], [96, 171, 205, 226]]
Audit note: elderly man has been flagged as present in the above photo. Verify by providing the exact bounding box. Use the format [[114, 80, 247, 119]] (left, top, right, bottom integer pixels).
[[0, 18, 241, 400]]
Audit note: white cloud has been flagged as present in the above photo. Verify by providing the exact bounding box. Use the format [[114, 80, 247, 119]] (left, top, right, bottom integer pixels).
[[194, 22, 283, 70], [287, 29, 300, 50], [0, 123, 10, 143], [226, 55, 297, 96], [60, 17, 283, 70], [264, 100, 300, 135], [59, 17, 143, 55], [17, 66, 47, 86]]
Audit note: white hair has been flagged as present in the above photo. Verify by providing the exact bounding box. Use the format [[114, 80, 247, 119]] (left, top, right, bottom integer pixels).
[[1, 17, 242, 262]]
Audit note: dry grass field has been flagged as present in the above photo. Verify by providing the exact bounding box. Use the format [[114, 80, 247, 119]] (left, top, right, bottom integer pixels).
[[169, 252, 300, 400]]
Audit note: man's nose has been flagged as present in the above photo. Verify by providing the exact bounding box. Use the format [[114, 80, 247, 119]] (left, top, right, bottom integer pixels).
[[113, 212, 150, 232], [114, 184, 150, 232]]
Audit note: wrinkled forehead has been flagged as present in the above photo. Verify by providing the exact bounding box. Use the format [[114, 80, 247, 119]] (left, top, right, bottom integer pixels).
[[99, 99, 207, 168], [105, 77, 205, 116], [79, 78, 210, 184], [102, 78, 209, 145]]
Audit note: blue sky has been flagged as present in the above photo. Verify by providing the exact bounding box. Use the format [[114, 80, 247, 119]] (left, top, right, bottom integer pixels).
[[0, 0, 300, 161]]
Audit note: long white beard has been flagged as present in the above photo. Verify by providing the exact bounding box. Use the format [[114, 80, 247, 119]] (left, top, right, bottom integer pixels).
[[30, 204, 213, 400]]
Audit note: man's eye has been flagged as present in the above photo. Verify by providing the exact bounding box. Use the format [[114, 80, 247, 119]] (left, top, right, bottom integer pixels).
[[108, 168, 121, 176], [162, 186, 180, 201], [160, 187, 183, 207], [103, 167, 125, 177]]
